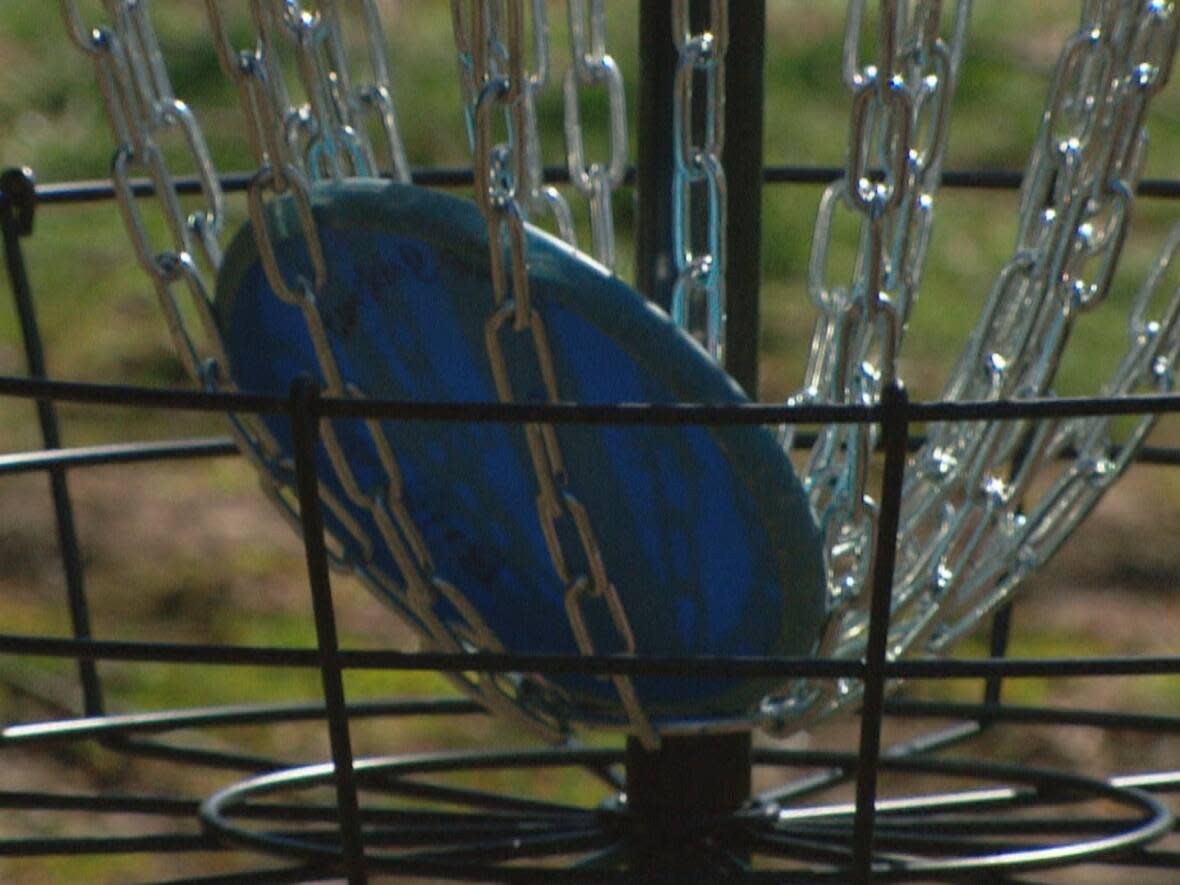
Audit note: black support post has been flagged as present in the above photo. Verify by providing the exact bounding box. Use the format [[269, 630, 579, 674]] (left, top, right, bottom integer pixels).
[[625, 731, 752, 873], [289, 377, 368, 884], [1, 167, 105, 719], [636, 1, 766, 398], [629, 4, 767, 871], [720, 1, 766, 399], [850, 381, 910, 882], [636, 1, 678, 311]]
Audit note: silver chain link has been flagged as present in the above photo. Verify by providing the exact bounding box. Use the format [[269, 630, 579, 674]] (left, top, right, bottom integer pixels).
[[59, 0, 303, 536], [351, 0, 414, 182], [669, 0, 728, 360], [766, 0, 972, 728], [771, 0, 1180, 729], [562, 0, 628, 269], [227, 0, 578, 741], [891, 0, 1180, 659], [69, 0, 570, 740], [457, 0, 657, 748], [453, 0, 579, 248], [789, 1, 924, 709]]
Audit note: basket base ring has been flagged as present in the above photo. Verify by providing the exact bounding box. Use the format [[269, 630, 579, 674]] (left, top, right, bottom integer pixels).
[[198, 743, 1174, 881]]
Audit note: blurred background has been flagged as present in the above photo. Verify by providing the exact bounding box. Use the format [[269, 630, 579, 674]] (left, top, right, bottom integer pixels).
[[1, 2, 1178, 880]]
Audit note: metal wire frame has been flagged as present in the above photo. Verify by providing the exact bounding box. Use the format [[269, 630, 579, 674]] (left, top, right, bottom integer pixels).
[[3, 161, 1180, 883], [5, 0, 1180, 869]]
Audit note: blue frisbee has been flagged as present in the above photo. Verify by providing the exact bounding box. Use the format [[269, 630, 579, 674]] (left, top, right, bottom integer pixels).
[[214, 179, 825, 728]]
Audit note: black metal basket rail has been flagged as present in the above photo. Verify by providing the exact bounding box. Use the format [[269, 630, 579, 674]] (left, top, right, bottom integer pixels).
[[3, 153, 1180, 885]]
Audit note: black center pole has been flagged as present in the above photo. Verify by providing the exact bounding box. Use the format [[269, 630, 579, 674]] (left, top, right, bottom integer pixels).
[[625, 730, 752, 872], [630, 2, 766, 870], [636, 1, 767, 399]]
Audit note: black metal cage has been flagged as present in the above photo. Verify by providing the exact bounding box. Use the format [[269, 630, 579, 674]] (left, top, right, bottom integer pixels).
[[2, 3, 1179, 883]]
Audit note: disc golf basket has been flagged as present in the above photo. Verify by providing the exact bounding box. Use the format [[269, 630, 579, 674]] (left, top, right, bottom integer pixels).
[[2, 1, 1179, 882]]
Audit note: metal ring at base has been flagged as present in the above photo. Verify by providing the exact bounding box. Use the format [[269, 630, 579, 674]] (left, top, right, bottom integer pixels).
[[199, 745, 1174, 882]]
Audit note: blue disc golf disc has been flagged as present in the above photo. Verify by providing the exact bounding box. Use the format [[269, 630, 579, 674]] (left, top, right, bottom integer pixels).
[[214, 179, 825, 728]]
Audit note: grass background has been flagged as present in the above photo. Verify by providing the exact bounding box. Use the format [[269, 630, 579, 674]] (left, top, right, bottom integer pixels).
[[1, 2, 1179, 881]]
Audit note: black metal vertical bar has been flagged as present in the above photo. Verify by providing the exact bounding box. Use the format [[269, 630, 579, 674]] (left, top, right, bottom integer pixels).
[[625, 731, 752, 874], [288, 377, 367, 885], [0, 167, 105, 718], [984, 603, 1014, 707], [625, 731, 751, 820], [635, 2, 764, 399], [982, 424, 1034, 711], [635, 0, 678, 311], [850, 381, 909, 883], [721, 0, 765, 399]]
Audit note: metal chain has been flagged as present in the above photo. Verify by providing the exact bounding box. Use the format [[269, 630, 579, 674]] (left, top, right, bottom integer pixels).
[[520, 0, 577, 243], [58, 0, 316, 552], [669, 0, 728, 360], [797, 0, 917, 669], [765, 0, 972, 729], [801, 0, 916, 662], [886, 0, 1180, 663], [823, 0, 973, 667], [64, 0, 561, 739], [453, 0, 577, 247], [352, 0, 415, 182], [775, 2, 1180, 728], [208, 0, 576, 741], [768, 0, 1180, 730], [563, 0, 628, 269], [270, 1, 371, 180], [457, 0, 657, 747]]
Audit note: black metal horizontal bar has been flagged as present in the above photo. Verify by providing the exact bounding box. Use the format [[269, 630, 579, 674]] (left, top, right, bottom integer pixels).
[[0, 437, 237, 476], [33, 173, 247, 204], [30, 167, 568, 203], [7, 372, 1180, 426], [867, 815, 1154, 837], [888, 656, 1180, 679], [225, 801, 576, 828], [9, 432, 1180, 484], [0, 790, 195, 817], [289, 396, 876, 426], [884, 698, 1180, 733], [1, 631, 1176, 681], [805, 826, 1034, 857], [0, 374, 286, 416], [7, 433, 1180, 480], [384, 827, 614, 868], [0, 372, 876, 423], [760, 166, 1028, 190], [3, 697, 483, 744], [111, 734, 288, 776], [0, 832, 218, 857], [150, 866, 338, 885], [368, 776, 589, 818], [27, 168, 1180, 205], [1119, 443, 1180, 466], [0, 632, 858, 678]]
